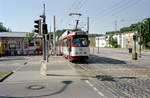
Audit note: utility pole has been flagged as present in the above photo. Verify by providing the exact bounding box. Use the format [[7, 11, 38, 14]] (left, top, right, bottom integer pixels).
[[115, 20, 117, 33], [98, 37, 99, 54], [53, 16, 56, 55], [139, 24, 142, 58]]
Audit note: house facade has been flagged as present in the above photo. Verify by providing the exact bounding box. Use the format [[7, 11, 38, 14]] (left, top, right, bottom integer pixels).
[[95, 32, 139, 49], [0, 32, 42, 56]]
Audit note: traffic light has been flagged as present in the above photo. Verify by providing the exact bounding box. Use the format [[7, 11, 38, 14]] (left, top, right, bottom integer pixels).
[[50, 33, 53, 40], [42, 24, 48, 34], [34, 19, 41, 34], [47, 34, 49, 40]]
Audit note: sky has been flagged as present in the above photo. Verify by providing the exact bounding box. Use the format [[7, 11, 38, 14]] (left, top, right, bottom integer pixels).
[[0, 0, 150, 34]]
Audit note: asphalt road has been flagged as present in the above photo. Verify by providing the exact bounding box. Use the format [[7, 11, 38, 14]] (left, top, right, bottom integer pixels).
[[0, 48, 150, 98]]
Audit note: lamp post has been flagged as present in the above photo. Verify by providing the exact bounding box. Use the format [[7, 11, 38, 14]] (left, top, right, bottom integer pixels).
[[98, 37, 99, 54]]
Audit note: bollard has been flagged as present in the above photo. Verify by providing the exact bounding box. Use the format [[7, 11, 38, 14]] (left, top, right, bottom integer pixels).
[[40, 60, 47, 76], [132, 53, 138, 60]]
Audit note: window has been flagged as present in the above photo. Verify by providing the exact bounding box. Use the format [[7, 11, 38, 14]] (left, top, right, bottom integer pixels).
[[73, 37, 88, 47], [63, 39, 67, 47]]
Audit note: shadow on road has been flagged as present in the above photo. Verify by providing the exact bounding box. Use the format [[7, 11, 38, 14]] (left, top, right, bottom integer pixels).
[[95, 75, 136, 82], [88, 54, 126, 64], [0, 80, 73, 98], [96, 75, 116, 82]]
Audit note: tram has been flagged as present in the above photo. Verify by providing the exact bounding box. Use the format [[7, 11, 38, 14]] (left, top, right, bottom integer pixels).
[[58, 30, 90, 61]]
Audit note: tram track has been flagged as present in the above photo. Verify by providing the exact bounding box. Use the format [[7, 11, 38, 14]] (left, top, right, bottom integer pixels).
[[69, 61, 132, 98], [69, 57, 150, 98]]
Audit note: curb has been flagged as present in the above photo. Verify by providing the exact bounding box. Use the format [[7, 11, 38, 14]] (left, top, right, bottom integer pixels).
[[0, 72, 14, 82]]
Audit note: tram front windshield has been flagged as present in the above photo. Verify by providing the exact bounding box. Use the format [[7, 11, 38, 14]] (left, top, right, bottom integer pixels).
[[73, 37, 88, 47]]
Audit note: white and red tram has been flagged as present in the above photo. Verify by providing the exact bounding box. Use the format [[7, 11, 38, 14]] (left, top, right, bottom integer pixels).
[[58, 30, 89, 61]]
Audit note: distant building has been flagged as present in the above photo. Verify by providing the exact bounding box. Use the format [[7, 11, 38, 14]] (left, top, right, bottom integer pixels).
[[95, 36, 109, 47], [113, 32, 138, 49], [95, 32, 139, 49]]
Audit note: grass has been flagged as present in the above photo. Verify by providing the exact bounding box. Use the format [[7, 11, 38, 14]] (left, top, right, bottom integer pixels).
[[0, 72, 11, 79]]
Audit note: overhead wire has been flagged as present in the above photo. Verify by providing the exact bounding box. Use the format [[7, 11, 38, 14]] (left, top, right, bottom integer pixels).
[[57, 0, 86, 29], [109, 0, 144, 31], [92, 0, 128, 20], [92, 0, 142, 26], [57, 0, 81, 28], [90, 0, 133, 33], [111, 0, 144, 17], [62, 0, 88, 30]]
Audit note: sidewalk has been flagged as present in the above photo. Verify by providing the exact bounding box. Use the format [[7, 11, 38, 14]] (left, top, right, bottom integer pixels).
[[4, 56, 81, 83], [0, 56, 101, 98]]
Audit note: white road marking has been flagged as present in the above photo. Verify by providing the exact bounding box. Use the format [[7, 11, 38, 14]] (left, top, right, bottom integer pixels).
[[85, 80, 90, 84], [85, 80, 105, 97], [93, 87, 98, 91], [97, 91, 104, 97], [67, 62, 76, 71]]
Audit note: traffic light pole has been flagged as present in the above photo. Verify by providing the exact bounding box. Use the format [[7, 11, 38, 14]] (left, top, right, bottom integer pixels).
[[41, 4, 47, 61], [53, 16, 56, 55], [43, 35, 47, 60], [40, 4, 47, 76]]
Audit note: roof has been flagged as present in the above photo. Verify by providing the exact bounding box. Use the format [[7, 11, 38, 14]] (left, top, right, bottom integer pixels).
[[0, 32, 27, 37]]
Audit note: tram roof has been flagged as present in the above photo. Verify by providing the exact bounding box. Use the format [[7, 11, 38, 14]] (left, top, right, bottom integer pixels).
[[59, 30, 88, 40]]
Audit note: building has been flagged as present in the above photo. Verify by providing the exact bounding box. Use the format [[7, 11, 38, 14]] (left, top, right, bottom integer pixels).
[[95, 36, 109, 47], [95, 32, 139, 49], [113, 32, 138, 49], [0, 32, 42, 56]]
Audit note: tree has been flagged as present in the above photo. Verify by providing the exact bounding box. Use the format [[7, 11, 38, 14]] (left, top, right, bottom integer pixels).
[[0, 22, 11, 32], [108, 35, 119, 48], [88, 34, 103, 38], [141, 18, 150, 48], [120, 27, 131, 33], [56, 29, 67, 38], [24, 32, 36, 46], [106, 31, 119, 35]]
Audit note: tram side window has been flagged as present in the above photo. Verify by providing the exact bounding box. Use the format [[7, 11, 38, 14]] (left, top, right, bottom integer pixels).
[[64, 39, 67, 47]]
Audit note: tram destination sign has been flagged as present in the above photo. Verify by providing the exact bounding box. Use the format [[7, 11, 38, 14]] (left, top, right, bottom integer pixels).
[[76, 32, 87, 35]]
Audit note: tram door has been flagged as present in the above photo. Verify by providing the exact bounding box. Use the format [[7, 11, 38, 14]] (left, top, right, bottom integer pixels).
[[68, 39, 71, 56]]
